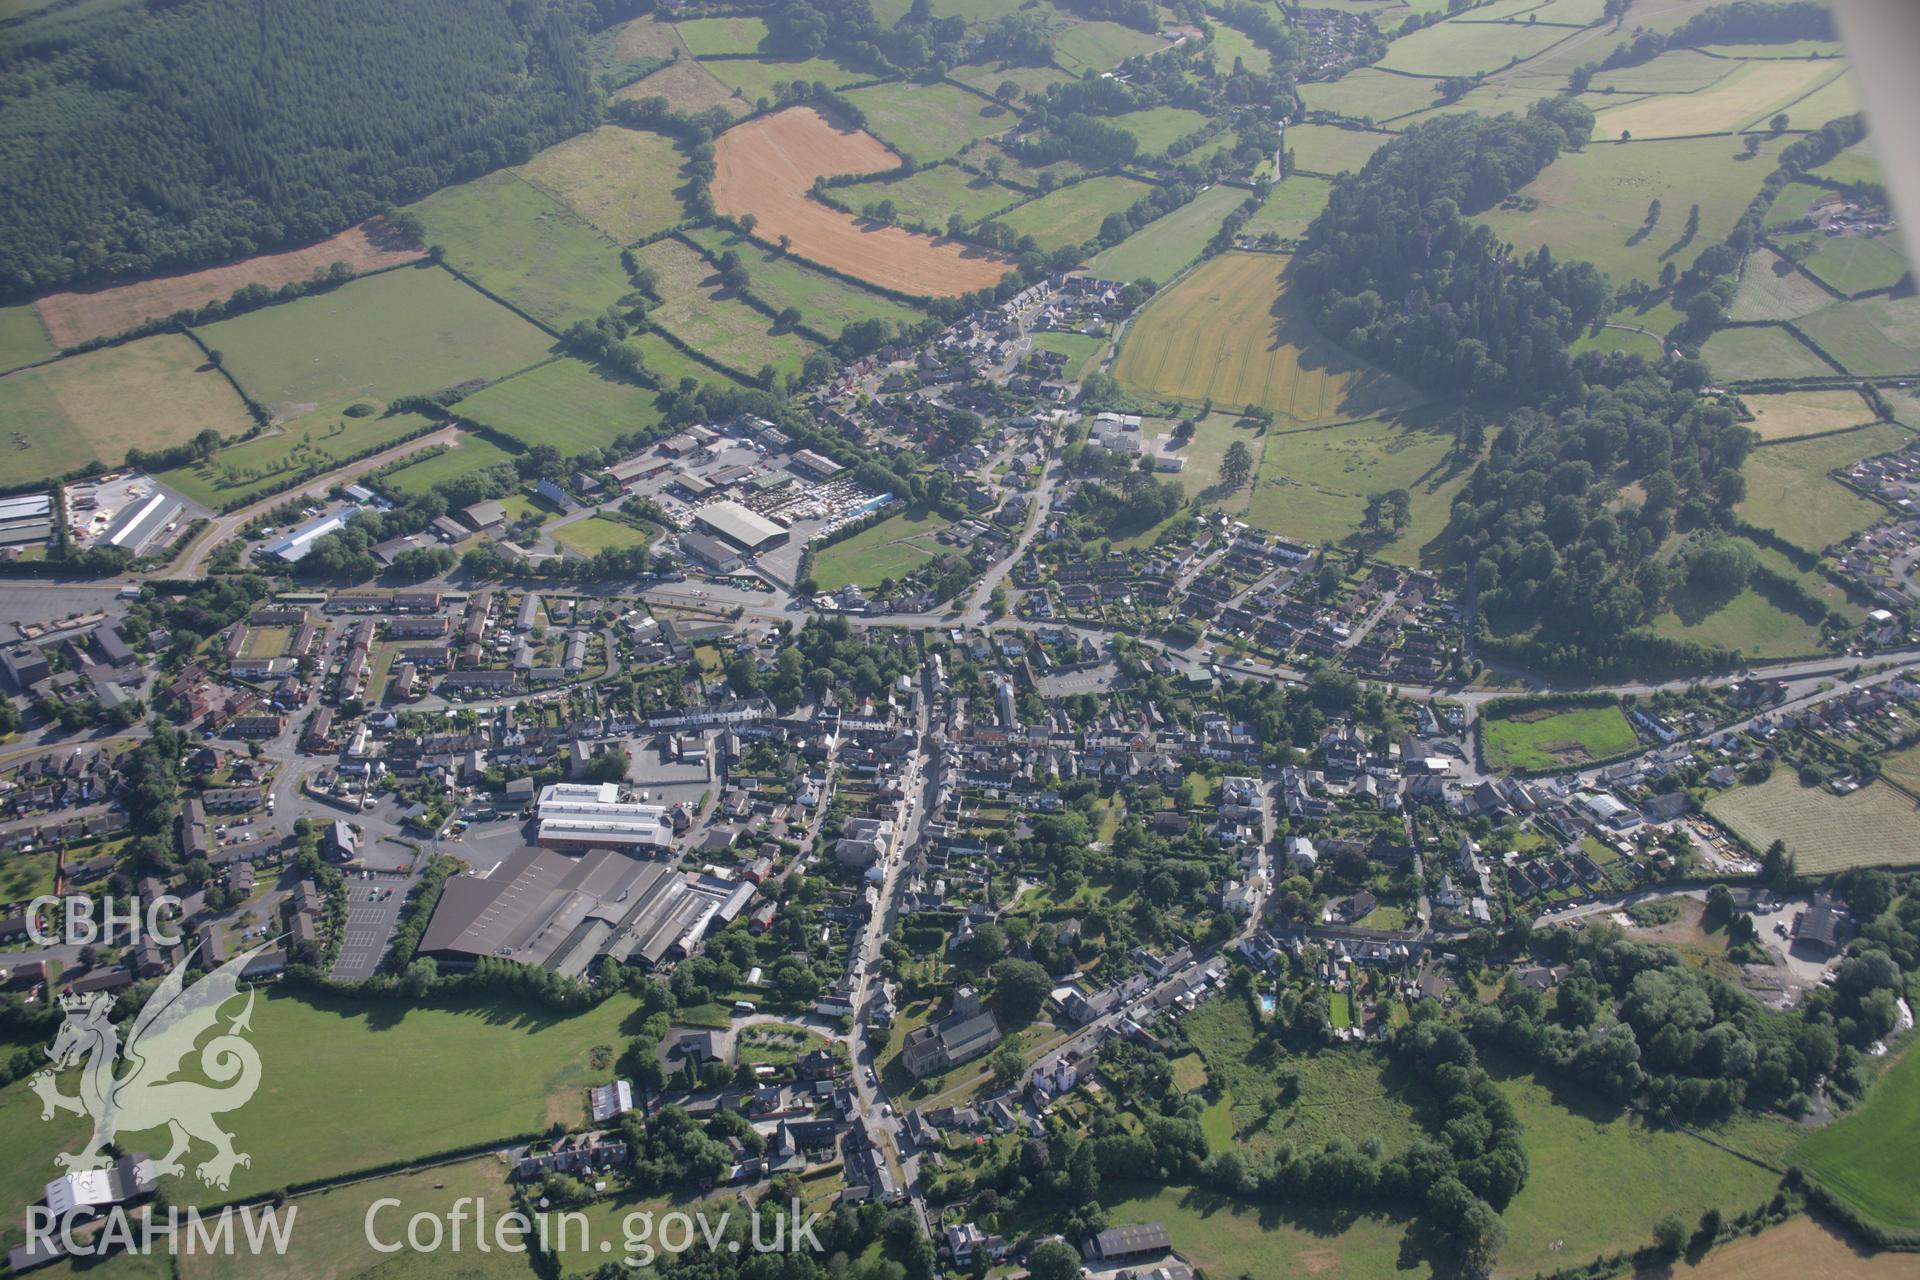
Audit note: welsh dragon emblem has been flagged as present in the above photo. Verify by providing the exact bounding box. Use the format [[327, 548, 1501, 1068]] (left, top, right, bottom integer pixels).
[[32, 945, 266, 1189]]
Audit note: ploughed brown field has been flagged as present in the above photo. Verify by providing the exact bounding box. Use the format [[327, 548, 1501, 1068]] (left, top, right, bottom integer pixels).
[[711, 106, 1012, 297], [34, 217, 425, 348]]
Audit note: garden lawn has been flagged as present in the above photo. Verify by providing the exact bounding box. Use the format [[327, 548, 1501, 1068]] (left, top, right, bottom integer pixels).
[[842, 80, 1013, 163], [515, 125, 689, 246], [0, 304, 55, 374], [1028, 331, 1106, 381], [810, 505, 953, 590], [836, 164, 1023, 230], [997, 176, 1156, 253], [0, 333, 253, 484], [554, 515, 656, 556], [1706, 774, 1920, 872], [1479, 702, 1637, 772], [1734, 425, 1909, 554], [680, 226, 924, 335], [453, 356, 663, 455], [1476, 134, 1790, 289], [196, 265, 553, 417], [407, 171, 634, 331], [1489, 1058, 1785, 1277], [1, 988, 646, 1216], [1087, 184, 1247, 285], [1797, 295, 1920, 377], [1791, 1040, 1920, 1230], [377, 433, 518, 497], [1701, 323, 1835, 380]]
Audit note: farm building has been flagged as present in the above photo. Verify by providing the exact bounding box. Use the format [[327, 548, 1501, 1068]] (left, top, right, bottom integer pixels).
[[693, 500, 787, 554]]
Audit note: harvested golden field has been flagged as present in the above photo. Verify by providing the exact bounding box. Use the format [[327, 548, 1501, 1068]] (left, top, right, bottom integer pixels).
[[1591, 59, 1842, 139], [33, 218, 423, 349], [711, 107, 1012, 297], [1112, 252, 1419, 422], [1740, 389, 1878, 440], [1631, 1215, 1920, 1280]]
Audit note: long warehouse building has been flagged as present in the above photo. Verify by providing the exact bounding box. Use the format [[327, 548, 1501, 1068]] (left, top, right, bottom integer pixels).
[[534, 782, 673, 851], [691, 500, 787, 554]]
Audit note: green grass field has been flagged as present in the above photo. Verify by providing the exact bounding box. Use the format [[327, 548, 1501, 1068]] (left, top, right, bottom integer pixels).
[[1184, 997, 1425, 1162], [1707, 774, 1920, 872], [197, 265, 553, 419], [1086, 184, 1247, 285], [1489, 1058, 1786, 1276], [700, 55, 862, 105], [675, 14, 767, 56], [1109, 106, 1212, 157], [836, 163, 1023, 230], [1587, 48, 1732, 95], [1701, 323, 1836, 380], [1814, 140, 1881, 188], [1028, 330, 1106, 380], [377, 432, 518, 497], [997, 176, 1156, 252], [1651, 584, 1825, 660], [1285, 124, 1390, 175], [1797, 294, 1920, 377], [1797, 235, 1910, 297], [809, 504, 952, 590], [1793, 1040, 1920, 1230], [1735, 425, 1909, 553], [1480, 702, 1638, 771], [1240, 177, 1333, 244], [629, 330, 743, 390], [1113, 252, 1420, 424], [0, 332, 255, 484], [408, 171, 634, 332], [181, 1156, 529, 1280], [1478, 135, 1789, 289], [515, 125, 688, 247], [2, 988, 645, 1218], [948, 61, 1074, 102], [1050, 18, 1167, 73], [554, 514, 656, 556], [1298, 67, 1450, 123], [1091, 1183, 1417, 1280], [1730, 248, 1837, 321], [633, 237, 818, 380], [1244, 410, 1475, 564], [160, 412, 436, 509], [0, 848, 57, 904], [1376, 16, 1571, 76], [680, 226, 923, 335], [1207, 21, 1272, 76], [1570, 323, 1663, 359], [454, 356, 663, 455], [0, 303, 55, 374], [842, 80, 1013, 163]]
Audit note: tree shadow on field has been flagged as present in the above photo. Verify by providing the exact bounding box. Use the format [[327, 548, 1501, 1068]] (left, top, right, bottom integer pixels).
[[1665, 577, 1742, 626]]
